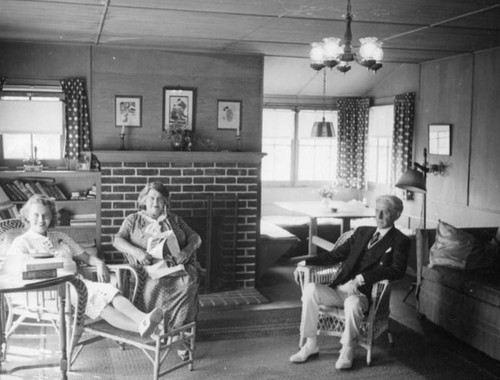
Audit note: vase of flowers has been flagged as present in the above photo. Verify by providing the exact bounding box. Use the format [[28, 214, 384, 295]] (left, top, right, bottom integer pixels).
[[164, 122, 193, 151], [23, 147, 43, 172], [318, 184, 338, 211]]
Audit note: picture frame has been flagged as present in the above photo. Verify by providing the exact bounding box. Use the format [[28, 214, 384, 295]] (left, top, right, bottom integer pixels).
[[429, 124, 451, 156], [217, 100, 242, 134], [115, 96, 142, 128], [163, 87, 196, 132]]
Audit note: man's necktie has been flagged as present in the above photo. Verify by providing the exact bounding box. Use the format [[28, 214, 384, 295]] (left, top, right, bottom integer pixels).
[[368, 231, 380, 249]]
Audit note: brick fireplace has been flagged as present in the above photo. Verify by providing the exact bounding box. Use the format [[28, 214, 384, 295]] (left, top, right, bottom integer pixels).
[[95, 150, 265, 290]]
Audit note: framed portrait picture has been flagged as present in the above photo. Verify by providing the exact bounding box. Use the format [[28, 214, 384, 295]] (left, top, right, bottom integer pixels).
[[115, 96, 142, 128], [217, 100, 242, 134], [163, 87, 196, 132], [429, 124, 451, 156]]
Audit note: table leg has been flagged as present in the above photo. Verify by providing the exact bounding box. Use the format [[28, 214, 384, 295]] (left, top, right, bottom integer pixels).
[[341, 218, 350, 235], [58, 284, 68, 380], [309, 217, 318, 256]]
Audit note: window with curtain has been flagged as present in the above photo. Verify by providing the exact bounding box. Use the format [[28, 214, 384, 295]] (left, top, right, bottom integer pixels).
[[367, 105, 394, 185], [0, 93, 65, 163], [262, 108, 337, 185]]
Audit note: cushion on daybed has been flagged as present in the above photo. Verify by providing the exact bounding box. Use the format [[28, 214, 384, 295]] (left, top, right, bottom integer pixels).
[[429, 220, 483, 270], [429, 220, 500, 272]]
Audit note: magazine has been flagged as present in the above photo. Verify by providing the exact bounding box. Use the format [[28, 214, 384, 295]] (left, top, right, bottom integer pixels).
[[146, 230, 181, 260]]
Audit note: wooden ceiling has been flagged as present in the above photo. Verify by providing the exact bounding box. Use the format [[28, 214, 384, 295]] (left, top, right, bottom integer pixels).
[[2, 0, 500, 96]]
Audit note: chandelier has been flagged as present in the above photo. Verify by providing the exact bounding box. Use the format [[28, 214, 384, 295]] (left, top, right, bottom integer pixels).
[[309, 0, 383, 74]]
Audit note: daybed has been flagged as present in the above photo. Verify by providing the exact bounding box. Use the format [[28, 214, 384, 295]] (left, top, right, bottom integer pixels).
[[416, 222, 500, 360]]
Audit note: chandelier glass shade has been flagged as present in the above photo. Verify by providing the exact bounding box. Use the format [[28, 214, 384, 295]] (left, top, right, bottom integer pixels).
[[310, 0, 383, 73]]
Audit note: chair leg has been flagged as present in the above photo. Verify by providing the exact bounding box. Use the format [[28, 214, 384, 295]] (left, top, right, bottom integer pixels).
[[366, 347, 372, 366]]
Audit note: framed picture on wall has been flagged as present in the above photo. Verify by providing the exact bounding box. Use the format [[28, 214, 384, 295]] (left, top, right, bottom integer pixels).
[[115, 96, 142, 128], [429, 124, 451, 156], [217, 100, 242, 134], [163, 87, 196, 132]]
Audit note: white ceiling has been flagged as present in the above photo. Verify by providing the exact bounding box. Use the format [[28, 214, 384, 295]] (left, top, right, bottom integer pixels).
[[1, 0, 500, 96]]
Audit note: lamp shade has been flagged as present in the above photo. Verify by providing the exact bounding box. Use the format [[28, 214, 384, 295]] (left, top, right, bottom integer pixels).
[[311, 120, 335, 137], [395, 168, 427, 193]]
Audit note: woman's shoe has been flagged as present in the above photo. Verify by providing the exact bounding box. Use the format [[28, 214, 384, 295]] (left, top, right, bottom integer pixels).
[[139, 308, 163, 338]]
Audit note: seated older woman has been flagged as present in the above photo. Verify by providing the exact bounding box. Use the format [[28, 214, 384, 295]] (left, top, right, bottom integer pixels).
[[7, 194, 163, 338], [113, 182, 200, 338]]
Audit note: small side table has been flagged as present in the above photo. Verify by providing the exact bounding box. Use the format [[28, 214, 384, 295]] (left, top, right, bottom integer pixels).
[[0, 272, 76, 380]]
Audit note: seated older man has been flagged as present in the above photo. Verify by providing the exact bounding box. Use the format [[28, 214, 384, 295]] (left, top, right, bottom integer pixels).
[[290, 194, 410, 369]]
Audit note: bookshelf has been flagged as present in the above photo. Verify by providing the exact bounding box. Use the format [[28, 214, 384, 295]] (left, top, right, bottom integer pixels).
[[0, 170, 101, 253]]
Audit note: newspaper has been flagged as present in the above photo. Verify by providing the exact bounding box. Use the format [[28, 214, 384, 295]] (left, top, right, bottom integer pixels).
[[146, 230, 180, 260]]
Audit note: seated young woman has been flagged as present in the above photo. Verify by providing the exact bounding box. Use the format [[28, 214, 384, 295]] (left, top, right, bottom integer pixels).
[[7, 194, 162, 338]]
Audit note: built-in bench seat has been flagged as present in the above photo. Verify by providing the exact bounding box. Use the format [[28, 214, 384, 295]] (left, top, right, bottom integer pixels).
[[262, 216, 342, 257], [258, 220, 299, 281]]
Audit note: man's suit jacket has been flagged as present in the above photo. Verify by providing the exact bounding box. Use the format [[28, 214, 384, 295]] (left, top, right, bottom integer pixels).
[[304, 226, 410, 299]]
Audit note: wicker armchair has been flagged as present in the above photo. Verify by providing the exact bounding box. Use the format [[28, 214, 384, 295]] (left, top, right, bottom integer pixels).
[[295, 232, 394, 366]]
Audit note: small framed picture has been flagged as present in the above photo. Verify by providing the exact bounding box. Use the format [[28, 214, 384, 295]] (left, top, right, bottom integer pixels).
[[217, 100, 242, 133], [163, 87, 196, 132], [429, 124, 451, 156], [115, 96, 142, 128]]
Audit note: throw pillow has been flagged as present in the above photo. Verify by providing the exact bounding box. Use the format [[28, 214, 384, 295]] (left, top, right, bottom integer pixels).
[[429, 220, 482, 270]]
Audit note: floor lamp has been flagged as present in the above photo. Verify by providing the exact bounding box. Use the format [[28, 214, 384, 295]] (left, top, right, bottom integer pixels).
[[395, 148, 429, 304]]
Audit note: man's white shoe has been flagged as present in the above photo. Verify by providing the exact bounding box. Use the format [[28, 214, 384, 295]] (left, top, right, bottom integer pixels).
[[335, 346, 353, 370], [289, 344, 319, 363]]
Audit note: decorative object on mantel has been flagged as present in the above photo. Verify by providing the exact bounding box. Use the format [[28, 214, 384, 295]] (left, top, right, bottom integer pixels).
[[163, 123, 193, 151], [196, 136, 219, 152], [23, 146, 42, 172], [309, 0, 383, 74], [119, 125, 126, 150]]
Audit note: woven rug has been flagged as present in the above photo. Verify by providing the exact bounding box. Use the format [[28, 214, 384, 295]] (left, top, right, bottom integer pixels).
[[3, 319, 500, 380], [199, 288, 269, 308]]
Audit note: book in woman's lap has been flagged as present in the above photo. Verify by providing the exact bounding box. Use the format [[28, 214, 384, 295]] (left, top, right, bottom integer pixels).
[[144, 231, 186, 279]]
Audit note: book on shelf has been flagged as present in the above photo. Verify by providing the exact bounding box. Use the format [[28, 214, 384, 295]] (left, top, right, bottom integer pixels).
[[2, 183, 23, 201], [69, 220, 96, 227], [25, 182, 41, 196], [13, 179, 34, 199], [34, 181, 51, 197]]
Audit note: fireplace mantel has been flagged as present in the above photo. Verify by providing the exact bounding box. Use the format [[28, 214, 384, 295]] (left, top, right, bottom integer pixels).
[[95, 150, 265, 164]]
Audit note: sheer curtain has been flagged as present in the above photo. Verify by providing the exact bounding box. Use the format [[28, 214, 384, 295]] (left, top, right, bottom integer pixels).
[[391, 93, 416, 191], [60, 78, 92, 160], [337, 97, 370, 189]]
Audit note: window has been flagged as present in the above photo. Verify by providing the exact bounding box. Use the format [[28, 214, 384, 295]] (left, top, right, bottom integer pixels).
[[262, 108, 337, 185], [367, 105, 394, 184], [0, 94, 65, 163]]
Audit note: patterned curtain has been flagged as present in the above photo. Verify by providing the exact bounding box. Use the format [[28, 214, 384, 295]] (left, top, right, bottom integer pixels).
[[337, 97, 370, 189], [60, 78, 92, 160], [391, 93, 416, 191], [0, 77, 6, 90]]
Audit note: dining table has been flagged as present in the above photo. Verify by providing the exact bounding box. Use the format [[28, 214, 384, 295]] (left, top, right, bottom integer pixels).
[[275, 200, 375, 256]]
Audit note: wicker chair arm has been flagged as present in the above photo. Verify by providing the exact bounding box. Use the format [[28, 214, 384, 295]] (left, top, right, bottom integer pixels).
[[295, 264, 342, 290]]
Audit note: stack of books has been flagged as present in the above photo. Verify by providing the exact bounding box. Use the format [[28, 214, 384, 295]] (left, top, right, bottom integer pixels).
[[22, 257, 64, 280]]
